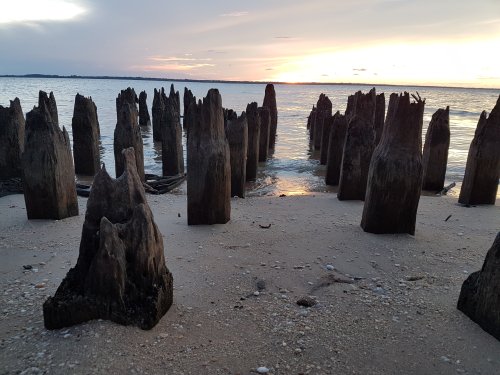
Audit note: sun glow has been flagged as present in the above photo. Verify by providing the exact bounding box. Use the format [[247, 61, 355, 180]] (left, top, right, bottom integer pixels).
[[270, 39, 500, 88], [0, 0, 87, 24]]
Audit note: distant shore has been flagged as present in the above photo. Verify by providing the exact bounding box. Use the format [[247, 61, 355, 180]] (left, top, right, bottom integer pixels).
[[1, 74, 498, 92]]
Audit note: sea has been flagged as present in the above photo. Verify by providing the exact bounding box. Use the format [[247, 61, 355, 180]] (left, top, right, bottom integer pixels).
[[1, 77, 499, 197]]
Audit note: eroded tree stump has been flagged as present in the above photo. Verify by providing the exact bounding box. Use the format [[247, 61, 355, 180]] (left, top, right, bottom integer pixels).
[[263, 84, 278, 149], [114, 88, 145, 182], [152, 88, 165, 141], [187, 89, 231, 225], [138, 90, 151, 127], [320, 115, 333, 165], [374, 93, 386, 145], [422, 107, 450, 191], [457, 232, 500, 341], [325, 112, 348, 186], [22, 91, 78, 220], [458, 95, 500, 205], [225, 111, 248, 197], [313, 94, 332, 150], [0, 98, 25, 179], [361, 92, 425, 235], [308, 107, 317, 142], [161, 85, 184, 177], [258, 106, 271, 162], [183, 87, 196, 132], [43, 148, 173, 330], [246, 102, 260, 181], [337, 89, 377, 200], [72, 94, 100, 176]]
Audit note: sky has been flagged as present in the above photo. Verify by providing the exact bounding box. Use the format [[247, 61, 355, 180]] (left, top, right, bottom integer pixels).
[[0, 0, 499, 88]]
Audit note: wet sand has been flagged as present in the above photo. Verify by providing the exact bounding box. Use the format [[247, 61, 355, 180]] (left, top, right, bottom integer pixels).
[[0, 190, 499, 375]]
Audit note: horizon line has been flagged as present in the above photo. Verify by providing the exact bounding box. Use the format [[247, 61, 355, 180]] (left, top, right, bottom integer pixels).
[[1, 73, 499, 92]]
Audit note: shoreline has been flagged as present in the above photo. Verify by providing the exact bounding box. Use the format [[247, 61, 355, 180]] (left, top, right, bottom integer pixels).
[[0, 192, 499, 374]]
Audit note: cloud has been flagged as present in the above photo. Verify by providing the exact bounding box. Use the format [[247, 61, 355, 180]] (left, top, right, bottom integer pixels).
[[220, 11, 248, 17], [0, 0, 88, 25]]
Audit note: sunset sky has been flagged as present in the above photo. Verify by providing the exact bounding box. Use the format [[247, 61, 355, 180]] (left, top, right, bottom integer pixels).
[[0, 0, 499, 88]]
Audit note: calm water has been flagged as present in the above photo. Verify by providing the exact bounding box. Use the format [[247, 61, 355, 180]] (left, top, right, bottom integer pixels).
[[1, 77, 499, 196]]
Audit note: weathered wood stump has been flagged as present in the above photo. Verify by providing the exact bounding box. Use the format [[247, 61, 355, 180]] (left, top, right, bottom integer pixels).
[[245, 102, 260, 181], [152, 88, 165, 141], [187, 89, 231, 225], [0, 98, 25, 179], [314, 94, 332, 150], [43, 148, 173, 330], [183, 87, 196, 131], [161, 85, 184, 177], [263, 84, 278, 149], [337, 89, 377, 200], [457, 232, 500, 341], [374, 93, 386, 145], [258, 106, 271, 162], [22, 91, 78, 220], [458, 95, 500, 205], [114, 88, 145, 182], [320, 115, 333, 165], [422, 106, 450, 191], [308, 107, 317, 141], [325, 112, 348, 186], [71, 94, 101, 176], [225, 111, 248, 198], [138, 90, 151, 127], [39, 90, 58, 127], [361, 92, 425, 235]]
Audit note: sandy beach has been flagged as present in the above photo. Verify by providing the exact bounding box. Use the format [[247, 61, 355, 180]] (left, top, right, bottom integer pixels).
[[0, 189, 499, 375]]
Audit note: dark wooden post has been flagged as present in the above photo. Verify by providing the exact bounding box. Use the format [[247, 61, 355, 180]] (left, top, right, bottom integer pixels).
[[314, 94, 332, 150], [38, 91, 58, 127], [161, 85, 184, 177], [152, 88, 165, 141], [337, 89, 376, 200], [263, 84, 278, 149], [325, 112, 348, 185], [320, 115, 333, 165], [22, 91, 79, 220], [457, 232, 500, 340], [361, 92, 425, 235], [71, 94, 101, 176], [258, 106, 271, 162], [225, 112, 248, 198], [0, 98, 25, 179], [374, 93, 386, 145], [114, 87, 145, 182], [187, 89, 231, 225], [138, 90, 151, 127], [458, 95, 500, 205], [43, 148, 173, 330], [422, 107, 450, 191], [183, 87, 196, 131], [308, 107, 317, 142], [245, 102, 260, 181]]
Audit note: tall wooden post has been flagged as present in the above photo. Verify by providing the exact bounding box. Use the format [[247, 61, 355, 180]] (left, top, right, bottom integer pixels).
[[245, 102, 260, 181], [0, 98, 25, 179], [225, 112, 248, 198]]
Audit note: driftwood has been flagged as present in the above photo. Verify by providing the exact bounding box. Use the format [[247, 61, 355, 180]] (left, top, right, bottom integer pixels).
[[422, 107, 450, 191], [457, 232, 500, 341], [22, 91, 79, 220], [258, 106, 271, 162], [71, 94, 100, 176], [325, 112, 348, 186], [245, 103, 260, 181], [138, 90, 151, 127], [313, 94, 332, 150], [0, 98, 25, 179], [161, 85, 184, 177], [361, 92, 425, 235], [114, 88, 145, 182], [337, 89, 377, 200], [225, 111, 248, 197], [374, 93, 386, 144], [437, 182, 456, 196], [43, 148, 173, 330], [187, 89, 231, 225], [263, 84, 278, 148], [458, 95, 500, 205]]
